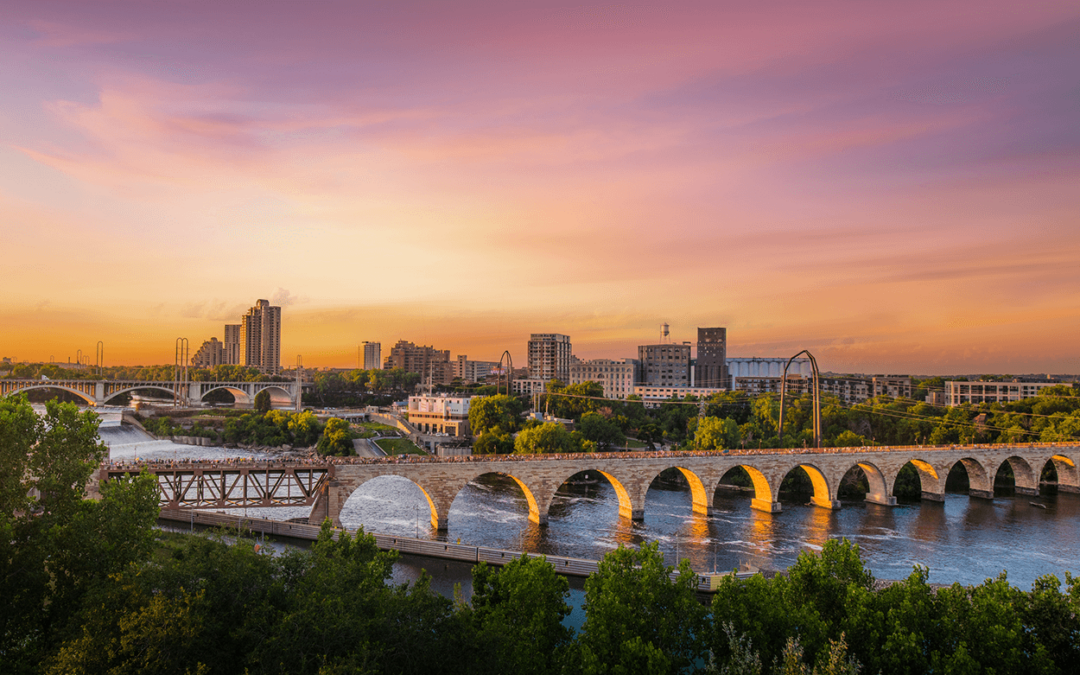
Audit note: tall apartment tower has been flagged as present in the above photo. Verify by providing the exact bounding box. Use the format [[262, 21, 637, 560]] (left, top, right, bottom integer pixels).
[[696, 327, 728, 389], [362, 341, 381, 370], [528, 333, 572, 383], [239, 299, 281, 373], [383, 340, 453, 384], [223, 324, 241, 365], [191, 338, 225, 368]]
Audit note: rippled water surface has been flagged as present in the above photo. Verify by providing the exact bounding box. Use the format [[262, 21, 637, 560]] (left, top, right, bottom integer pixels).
[[340, 473, 1080, 589], [92, 414, 1080, 590]]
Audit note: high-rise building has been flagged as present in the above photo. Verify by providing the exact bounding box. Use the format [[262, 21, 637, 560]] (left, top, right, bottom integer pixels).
[[696, 327, 728, 389], [239, 299, 281, 374], [362, 341, 381, 370], [528, 333, 572, 383], [223, 324, 241, 365], [638, 343, 691, 387], [383, 340, 453, 384], [455, 355, 499, 382], [191, 338, 225, 368]]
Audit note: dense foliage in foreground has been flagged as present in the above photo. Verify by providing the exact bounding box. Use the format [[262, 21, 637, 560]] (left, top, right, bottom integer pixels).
[[4, 397, 1080, 675]]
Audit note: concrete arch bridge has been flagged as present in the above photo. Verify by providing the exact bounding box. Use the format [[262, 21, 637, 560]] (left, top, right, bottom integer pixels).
[[315, 444, 1080, 530], [0, 379, 299, 408]]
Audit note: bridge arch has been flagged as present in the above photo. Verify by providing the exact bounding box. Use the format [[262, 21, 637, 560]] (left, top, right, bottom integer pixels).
[[994, 456, 1038, 496], [331, 474, 442, 530], [1043, 455, 1080, 493], [199, 386, 252, 406], [256, 385, 294, 407], [894, 459, 943, 501], [102, 385, 177, 404], [447, 471, 544, 527], [645, 466, 712, 517], [3, 384, 95, 405], [944, 457, 993, 499], [717, 465, 777, 513], [548, 468, 639, 524], [778, 463, 839, 510], [839, 460, 895, 506]]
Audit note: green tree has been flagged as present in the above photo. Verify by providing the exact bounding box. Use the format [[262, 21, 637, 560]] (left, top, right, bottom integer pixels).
[[514, 422, 576, 454], [469, 394, 523, 437], [577, 412, 626, 450], [0, 397, 160, 673], [696, 416, 741, 450], [572, 542, 706, 674], [316, 417, 355, 456], [636, 422, 664, 450], [468, 555, 572, 674], [253, 389, 271, 413], [473, 432, 514, 455]]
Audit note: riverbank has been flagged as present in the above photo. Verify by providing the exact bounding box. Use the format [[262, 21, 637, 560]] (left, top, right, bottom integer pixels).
[[158, 508, 753, 591]]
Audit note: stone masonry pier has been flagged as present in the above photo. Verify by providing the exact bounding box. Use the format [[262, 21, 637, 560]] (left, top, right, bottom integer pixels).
[[310, 444, 1080, 530]]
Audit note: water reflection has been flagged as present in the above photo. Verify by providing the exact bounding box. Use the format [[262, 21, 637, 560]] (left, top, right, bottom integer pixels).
[[328, 471, 1078, 589]]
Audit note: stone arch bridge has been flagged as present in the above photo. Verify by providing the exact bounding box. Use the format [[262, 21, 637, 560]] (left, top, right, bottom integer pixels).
[[312, 444, 1080, 530], [0, 379, 299, 408]]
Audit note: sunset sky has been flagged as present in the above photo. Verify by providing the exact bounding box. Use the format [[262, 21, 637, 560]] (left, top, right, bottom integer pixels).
[[2, 1, 1078, 374]]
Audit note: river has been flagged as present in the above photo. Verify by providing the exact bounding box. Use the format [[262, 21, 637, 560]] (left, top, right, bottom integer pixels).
[[92, 413, 1079, 591]]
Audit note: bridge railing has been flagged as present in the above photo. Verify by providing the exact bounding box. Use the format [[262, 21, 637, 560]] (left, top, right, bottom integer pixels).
[[99, 440, 1080, 472]]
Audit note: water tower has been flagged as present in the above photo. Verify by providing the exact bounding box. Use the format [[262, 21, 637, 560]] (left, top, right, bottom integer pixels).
[[660, 322, 670, 344]]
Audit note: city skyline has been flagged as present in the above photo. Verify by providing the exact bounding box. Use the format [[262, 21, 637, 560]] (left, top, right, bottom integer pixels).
[[2, 2, 1079, 374]]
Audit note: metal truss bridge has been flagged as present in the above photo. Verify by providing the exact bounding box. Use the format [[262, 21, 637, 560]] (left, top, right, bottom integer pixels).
[[99, 462, 332, 510]]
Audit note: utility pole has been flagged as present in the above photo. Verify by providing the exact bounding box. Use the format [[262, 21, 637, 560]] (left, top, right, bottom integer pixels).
[[174, 338, 189, 407], [295, 355, 304, 412]]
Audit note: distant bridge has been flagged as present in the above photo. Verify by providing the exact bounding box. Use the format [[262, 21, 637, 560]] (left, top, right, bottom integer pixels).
[[0, 379, 299, 408], [98, 443, 1080, 531]]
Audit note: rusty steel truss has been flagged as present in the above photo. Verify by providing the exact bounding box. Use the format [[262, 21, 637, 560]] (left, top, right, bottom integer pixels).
[[101, 464, 332, 510]]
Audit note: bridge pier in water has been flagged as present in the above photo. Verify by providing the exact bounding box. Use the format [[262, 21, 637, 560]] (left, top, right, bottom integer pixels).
[[103, 444, 1075, 535]]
